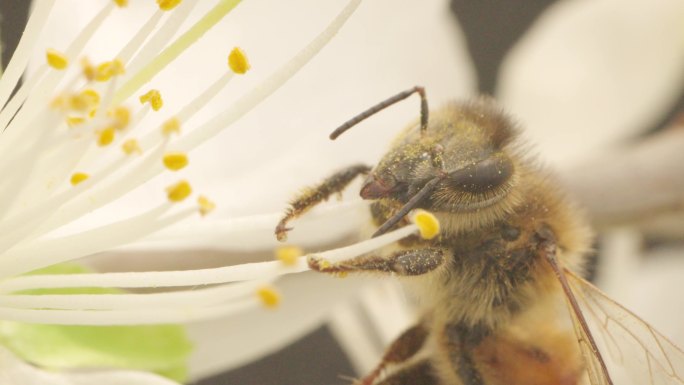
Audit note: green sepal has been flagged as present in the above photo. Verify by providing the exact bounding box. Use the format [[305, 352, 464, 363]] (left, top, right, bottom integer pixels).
[[0, 264, 193, 383]]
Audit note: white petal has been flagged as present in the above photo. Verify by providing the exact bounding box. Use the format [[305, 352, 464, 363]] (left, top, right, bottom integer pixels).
[[560, 130, 684, 225], [44, 0, 475, 230], [597, 230, 684, 350], [0, 346, 179, 385], [498, 0, 684, 167], [196, 0, 475, 215], [185, 272, 372, 379]]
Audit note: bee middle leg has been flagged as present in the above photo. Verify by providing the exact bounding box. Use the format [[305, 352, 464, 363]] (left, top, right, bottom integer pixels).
[[373, 360, 440, 385], [357, 322, 430, 385], [308, 248, 446, 276]]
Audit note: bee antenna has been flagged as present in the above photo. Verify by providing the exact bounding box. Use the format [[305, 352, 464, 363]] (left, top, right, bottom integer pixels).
[[329, 86, 429, 140], [371, 176, 442, 238]]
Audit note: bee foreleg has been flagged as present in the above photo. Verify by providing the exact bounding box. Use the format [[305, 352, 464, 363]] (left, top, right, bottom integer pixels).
[[357, 322, 430, 385], [308, 248, 446, 276], [275, 164, 371, 241]]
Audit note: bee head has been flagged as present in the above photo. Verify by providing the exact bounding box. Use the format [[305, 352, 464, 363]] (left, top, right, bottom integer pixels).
[[331, 91, 520, 237], [362, 99, 518, 213]]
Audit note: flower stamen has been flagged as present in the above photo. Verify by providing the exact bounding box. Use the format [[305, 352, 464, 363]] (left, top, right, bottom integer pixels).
[[69, 172, 89, 186], [162, 152, 188, 171], [46, 48, 69, 70], [257, 286, 280, 309], [276, 245, 303, 266], [228, 47, 250, 74], [197, 195, 215, 216], [166, 180, 192, 202], [139, 89, 163, 111]]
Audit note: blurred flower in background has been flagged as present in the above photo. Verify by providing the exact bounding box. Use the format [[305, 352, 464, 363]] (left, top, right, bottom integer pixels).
[[1, 0, 684, 385]]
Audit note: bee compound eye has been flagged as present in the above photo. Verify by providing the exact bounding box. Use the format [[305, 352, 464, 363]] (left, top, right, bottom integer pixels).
[[450, 154, 513, 194]]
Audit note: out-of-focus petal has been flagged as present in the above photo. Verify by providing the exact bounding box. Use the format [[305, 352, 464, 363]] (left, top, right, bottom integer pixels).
[[38, 0, 475, 235], [211, 0, 475, 216], [497, 0, 684, 167], [0, 346, 180, 385], [561, 129, 684, 226], [184, 273, 371, 380], [597, 230, 684, 349]]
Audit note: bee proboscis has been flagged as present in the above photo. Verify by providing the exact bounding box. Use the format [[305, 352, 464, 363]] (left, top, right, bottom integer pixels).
[[275, 87, 684, 385]]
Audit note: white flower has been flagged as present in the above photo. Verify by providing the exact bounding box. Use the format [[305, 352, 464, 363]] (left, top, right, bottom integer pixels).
[[0, 0, 472, 382], [3, 0, 684, 383]]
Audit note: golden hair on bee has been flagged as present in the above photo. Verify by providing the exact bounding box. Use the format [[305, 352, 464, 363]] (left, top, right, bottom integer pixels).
[[276, 87, 684, 385]]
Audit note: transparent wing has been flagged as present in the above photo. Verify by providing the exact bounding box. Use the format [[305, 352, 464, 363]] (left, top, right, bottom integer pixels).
[[566, 269, 684, 385], [565, 298, 612, 385]]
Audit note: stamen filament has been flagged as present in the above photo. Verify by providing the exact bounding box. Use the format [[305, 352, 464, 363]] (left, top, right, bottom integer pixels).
[[0, 0, 55, 109], [0, 2, 114, 155], [139, 199, 365, 247], [125, 0, 199, 76], [175, 72, 234, 123], [114, 0, 244, 104], [0, 203, 177, 279], [0, 298, 258, 325], [13, 138, 168, 241], [116, 9, 164, 64], [176, 0, 362, 153], [0, 280, 267, 310], [0, 0, 368, 328], [2, 0, 361, 244], [0, 67, 47, 131], [0, 224, 417, 293]]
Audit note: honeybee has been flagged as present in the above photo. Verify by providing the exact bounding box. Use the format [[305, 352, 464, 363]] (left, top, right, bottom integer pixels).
[[275, 87, 684, 385]]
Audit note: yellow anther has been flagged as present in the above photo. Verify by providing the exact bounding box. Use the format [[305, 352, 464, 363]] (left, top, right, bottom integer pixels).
[[70, 172, 89, 186], [157, 0, 182, 11], [69, 89, 100, 112], [162, 152, 188, 171], [110, 59, 125, 75], [50, 96, 67, 110], [82, 89, 100, 104], [413, 209, 440, 240], [139, 89, 163, 111], [275, 245, 303, 266], [166, 180, 192, 202], [95, 63, 112, 82], [113, 0, 128, 7], [121, 138, 142, 155], [97, 127, 116, 146], [81, 57, 96, 81], [95, 59, 126, 82], [46, 49, 69, 70], [69, 96, 88, 112], [66, 116, 86, 127], [257, 286, 280, 309], [162, 117, 181, 136], [109, 106, 131, 130], [228, 47, 250, 74], [197, 195, 216, 216], [82, 89, 100, 110]]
